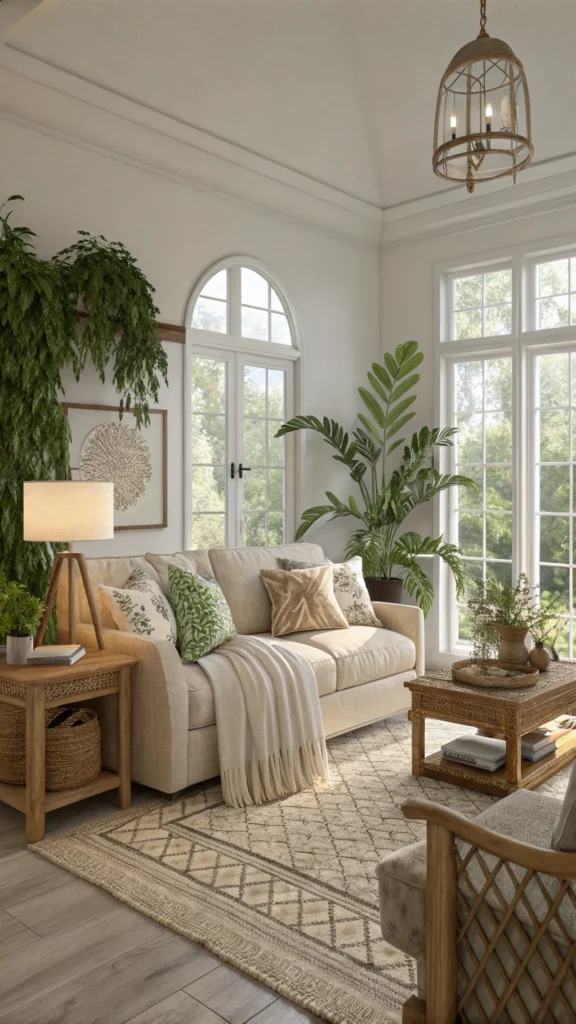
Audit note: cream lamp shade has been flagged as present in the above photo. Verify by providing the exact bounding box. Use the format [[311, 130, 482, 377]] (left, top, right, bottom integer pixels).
[[23, 481, 114, 542]]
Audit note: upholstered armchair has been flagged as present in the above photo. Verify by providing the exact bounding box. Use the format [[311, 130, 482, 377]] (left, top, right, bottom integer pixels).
[[377, 791, 576, 1024]]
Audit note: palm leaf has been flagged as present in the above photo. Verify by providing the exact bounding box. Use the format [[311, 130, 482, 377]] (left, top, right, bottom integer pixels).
[[359, 388, 386, 429], [276, 340, 469, 616]]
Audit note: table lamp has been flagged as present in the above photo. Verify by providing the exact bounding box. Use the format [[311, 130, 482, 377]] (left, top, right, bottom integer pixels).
[[23, 481, 114, 649]]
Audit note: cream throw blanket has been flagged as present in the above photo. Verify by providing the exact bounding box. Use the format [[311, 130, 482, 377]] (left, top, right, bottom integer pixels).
[[199, 635, 329, 808]]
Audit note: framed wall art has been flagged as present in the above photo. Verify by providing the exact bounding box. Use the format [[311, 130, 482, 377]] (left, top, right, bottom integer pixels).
[[64, 403, 167, 530]]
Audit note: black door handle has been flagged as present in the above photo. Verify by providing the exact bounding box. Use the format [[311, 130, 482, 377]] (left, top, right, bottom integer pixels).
[[238, 464, 251, 479], [230, 462, 235, 479]]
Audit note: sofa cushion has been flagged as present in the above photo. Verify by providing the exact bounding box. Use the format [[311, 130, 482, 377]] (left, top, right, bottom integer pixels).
[[146, 549, 214, 596], [291, 626, 415, 690], [184, 662, 218, 730], [185, 630, 338, 729], [208, 543, 325, 635], [258, 633, 337, 697]]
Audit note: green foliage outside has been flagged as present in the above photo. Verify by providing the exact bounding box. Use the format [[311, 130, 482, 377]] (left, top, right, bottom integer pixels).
[[190, 356, 285, 549], [276, 341, 477, 616], [456, 350, 576, 655], [0, 198, 168, 637], [0, 579, 44, 638]]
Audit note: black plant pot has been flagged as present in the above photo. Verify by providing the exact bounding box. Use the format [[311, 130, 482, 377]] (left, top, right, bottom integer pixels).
[[363, 577, 403, 605]]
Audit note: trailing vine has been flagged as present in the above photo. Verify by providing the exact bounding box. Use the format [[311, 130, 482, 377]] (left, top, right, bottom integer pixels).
[[55, 232, 167, 426], [0, 197, 169, 630]]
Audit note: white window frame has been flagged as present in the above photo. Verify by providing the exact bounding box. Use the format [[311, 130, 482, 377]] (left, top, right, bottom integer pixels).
[[444, 261, 515, 344], [436, 235, 576, 656], [184, 256, 302, 550]]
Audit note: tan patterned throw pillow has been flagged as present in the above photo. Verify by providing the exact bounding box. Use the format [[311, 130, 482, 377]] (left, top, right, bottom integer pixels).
[[260, 565, 349, 637], [278, 555, 381, 628]]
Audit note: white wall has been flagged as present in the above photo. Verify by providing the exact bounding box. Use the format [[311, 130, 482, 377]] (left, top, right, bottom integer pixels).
[[1, 117, 380, 560], [381, 203, 576, 664]]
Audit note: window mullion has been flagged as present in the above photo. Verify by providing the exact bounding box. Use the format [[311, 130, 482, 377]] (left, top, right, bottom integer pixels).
[[229, 267, 241, 337]]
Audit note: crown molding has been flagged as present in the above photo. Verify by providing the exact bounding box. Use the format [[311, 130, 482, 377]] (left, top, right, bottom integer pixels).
[[3, 40, 576, 251], [0, 45, 382, 248], [381, 163, 576, 246]]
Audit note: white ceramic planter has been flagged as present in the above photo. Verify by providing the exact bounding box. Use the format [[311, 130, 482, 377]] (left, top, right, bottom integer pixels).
[[6, 635, 33, 665]]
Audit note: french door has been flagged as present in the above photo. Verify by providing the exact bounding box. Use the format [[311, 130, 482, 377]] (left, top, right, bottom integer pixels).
[[188, 348, 295, 549]]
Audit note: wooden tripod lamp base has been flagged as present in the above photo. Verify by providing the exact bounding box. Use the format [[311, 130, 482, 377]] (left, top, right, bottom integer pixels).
[[35, 549, 106, 650], [23, 481, 114, 652]]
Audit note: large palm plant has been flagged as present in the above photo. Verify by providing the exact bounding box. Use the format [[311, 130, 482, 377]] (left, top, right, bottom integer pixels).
[[276, 341, 476, 615]]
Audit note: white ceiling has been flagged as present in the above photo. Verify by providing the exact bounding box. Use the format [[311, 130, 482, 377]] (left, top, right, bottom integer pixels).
[[4, 0, 576, 209]]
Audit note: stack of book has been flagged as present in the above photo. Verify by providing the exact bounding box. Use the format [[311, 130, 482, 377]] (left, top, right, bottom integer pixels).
[[26, 644, 86, 666], [521, 719, 576, 762], [442, 719, 576, 772], [442, 735, 507, 772]]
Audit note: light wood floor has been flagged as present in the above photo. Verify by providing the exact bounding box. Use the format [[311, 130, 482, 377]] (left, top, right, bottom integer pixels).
[[0, 789, 325, 1024]]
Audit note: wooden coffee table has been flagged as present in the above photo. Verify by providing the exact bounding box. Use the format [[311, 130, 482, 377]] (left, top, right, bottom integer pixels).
[[405, 662, 576, 797]]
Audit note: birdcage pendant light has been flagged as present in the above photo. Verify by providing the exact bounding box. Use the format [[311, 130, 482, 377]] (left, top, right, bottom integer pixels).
[[433, 0, 533, 193]]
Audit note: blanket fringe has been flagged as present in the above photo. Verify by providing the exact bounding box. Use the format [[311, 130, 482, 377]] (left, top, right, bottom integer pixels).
[[222, 736, 329, 808]]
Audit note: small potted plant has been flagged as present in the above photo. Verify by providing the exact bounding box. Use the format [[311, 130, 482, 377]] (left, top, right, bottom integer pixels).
[[0, 579, 45, 665], [467, 573, 562, 669]]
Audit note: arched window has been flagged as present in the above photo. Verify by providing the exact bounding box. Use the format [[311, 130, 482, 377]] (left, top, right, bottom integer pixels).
[[186, 258, 300, 550], [192, 264, 294, 346]]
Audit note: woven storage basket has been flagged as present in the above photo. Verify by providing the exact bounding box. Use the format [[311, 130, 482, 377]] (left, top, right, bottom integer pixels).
[[0, 705, 101, 790], [0, 704, 26, 785]]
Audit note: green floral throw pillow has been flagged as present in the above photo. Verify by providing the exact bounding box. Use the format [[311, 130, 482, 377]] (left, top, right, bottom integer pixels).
[[169, 565, 236, 662]]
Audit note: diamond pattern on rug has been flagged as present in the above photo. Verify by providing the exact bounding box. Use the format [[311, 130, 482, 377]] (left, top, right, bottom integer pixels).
[[108, 814, 391, 969], [32, 713, 572, 1024], [174, 716, 499, 903]]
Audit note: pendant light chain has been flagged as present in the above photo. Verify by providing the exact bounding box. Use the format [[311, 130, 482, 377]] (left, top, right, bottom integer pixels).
[[479, 0, 487, 35]]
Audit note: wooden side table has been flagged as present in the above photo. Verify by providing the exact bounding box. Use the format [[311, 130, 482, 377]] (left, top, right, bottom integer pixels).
[[0, 651, 137, 842]]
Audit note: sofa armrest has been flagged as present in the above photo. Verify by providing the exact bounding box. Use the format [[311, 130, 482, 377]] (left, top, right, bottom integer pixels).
[[372, 602, 425, 677], [76, 624, 189, 793]]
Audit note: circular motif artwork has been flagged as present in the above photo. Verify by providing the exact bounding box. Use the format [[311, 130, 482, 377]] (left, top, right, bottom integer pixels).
[[79, 422, 152, 511]]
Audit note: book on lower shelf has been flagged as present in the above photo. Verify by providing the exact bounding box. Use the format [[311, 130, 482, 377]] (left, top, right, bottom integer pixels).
[[441, 735, 507, 772], [26, 644, 86, 666], [521, 718, 576, 757]]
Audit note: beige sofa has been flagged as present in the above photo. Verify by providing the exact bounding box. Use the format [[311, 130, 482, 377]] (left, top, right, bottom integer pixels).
[[57, 543, 424, 795]]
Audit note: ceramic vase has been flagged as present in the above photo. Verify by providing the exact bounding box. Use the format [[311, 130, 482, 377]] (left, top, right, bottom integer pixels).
[[6, 635, 33, 666], [494, 624, 529, 666], [529, 642, 551, 672]]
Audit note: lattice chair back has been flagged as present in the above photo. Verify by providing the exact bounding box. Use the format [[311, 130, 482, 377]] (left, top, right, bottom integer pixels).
[[403, 798, 576, 1024]]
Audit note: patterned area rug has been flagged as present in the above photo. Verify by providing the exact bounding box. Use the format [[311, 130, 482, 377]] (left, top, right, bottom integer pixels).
[[31, 713, 570, 1024]]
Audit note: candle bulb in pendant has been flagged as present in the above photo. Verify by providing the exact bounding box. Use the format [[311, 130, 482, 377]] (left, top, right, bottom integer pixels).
[[485, 102, 493, 132], [450, 113, 457, 140]]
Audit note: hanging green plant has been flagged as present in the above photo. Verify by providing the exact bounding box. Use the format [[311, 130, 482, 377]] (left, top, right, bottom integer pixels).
[[0, 197, 169, 635], [0, 199, 73, 603], [55, 231, 167, 426]]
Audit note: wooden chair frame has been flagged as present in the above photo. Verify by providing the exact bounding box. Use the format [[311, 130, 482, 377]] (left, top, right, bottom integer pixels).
[[401, 797, 576, 1024]]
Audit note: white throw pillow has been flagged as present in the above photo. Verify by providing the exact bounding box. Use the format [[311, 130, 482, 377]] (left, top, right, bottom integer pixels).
[[277, 555, 381, 628], [98, 568, 177, 643]]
